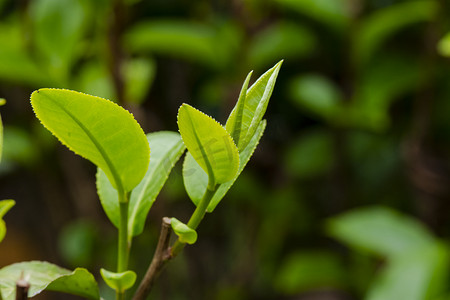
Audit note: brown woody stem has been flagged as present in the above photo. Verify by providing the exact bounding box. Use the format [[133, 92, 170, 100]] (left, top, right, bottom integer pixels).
[[132, 217, 173, 300]]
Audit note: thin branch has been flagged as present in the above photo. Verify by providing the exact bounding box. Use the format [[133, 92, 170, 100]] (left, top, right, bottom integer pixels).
[[132, 217, 173, 300], [15, 278, 29, 300]]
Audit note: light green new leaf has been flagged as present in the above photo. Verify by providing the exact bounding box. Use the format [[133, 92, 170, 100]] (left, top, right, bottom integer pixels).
[[31, 89, 150, 194], [184, 120, 266, 212], [226, 60, 282, 151], [0, 200, 15, 243], [0, 261, 99, 300], [97, 132, 185, 236], [170, 218, 197, 244], [327, 206, 435, 259], [178, 104, 239, 187], [100, 269, 136, 293]]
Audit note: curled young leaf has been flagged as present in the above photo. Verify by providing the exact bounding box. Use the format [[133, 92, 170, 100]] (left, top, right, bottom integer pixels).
[[178, 104, 239, 188], [226, 60, 282, 151], [31, 89, 150, 195], [100, 268, 136, 293], [170, 218, 197, 244]]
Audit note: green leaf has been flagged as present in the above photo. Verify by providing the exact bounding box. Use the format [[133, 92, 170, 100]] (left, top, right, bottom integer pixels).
[[184, 120, 266, 212], [178, 104, 239, 187], [288, 74, 344, 124], [124, 20, 239, 69], [274, 250, 346, 294], [275, 0, 352, 31], [327, 206, 435, 258], [123, 57, 156, 105], [353, 0, 438, 67], [350, 54, 424, 131], [97, 132, 185, 236], [366, 243, 449, 300], [284, 129, 335, 179], [248, 22, 315, 70], [226, 60, 282, 151], [31, 88, 150, 195], [29, 0, 89, 81], [0, 22, 48, 86], [170, 218, 197, 244], [0, 261, 99, 300], [0, 200, 15, 243], [438, 32, 450, 57], [100, 269, 136, 293]]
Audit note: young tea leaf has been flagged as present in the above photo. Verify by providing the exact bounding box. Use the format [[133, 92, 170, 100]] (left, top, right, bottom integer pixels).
[[184, 120, 266, 212], [178, 104, 239, 187], [31, 89, 150, 195], [226, 60, 282, 151], [0, 261, 99, 300], [0, 200, 15, 243], [170, 218, 197, 244], [100, 269, 136, 293], [97, 132, 185, 236]]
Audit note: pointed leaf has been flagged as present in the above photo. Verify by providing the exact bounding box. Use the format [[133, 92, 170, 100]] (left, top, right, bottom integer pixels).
[[170, 218, 197, 244], [226, 60, 282, 151], [97, 132, 185, 236], [0, 200, 14, 243], [0, 261, 99, 300], [178, 104, 239, 187], [226, 71, 252, 149], [184, 120, 266, 212], [100, 269, 136, 293], [31, 88, 150, 194]]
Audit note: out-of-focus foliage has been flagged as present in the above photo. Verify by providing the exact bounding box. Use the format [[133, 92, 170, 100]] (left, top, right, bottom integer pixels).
[[1, 0, 450, 299]]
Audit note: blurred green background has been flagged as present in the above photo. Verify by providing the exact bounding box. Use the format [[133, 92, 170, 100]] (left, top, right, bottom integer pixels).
[[1, 0, 450, 299]]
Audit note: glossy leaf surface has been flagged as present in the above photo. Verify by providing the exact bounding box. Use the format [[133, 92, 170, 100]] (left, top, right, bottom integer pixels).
[[100, 269, 136, 293], [0, 261, 99, 300], [226, 60, 282, 151], [97, 131, 185, 236], [184, 120, 266, 212], [0, 199, 14, 243], [31, 89, 150, 194], [178, 104, 239, 187], [170, 218, 197, 244]]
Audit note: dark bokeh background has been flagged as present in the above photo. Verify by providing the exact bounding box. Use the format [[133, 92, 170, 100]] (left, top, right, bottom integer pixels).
[[1, 0, 450, 299]]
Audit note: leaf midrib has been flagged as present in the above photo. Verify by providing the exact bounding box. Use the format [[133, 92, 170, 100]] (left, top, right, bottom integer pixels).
[[43, 93, 124, 194]]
